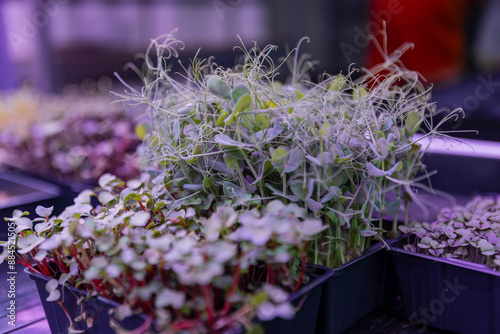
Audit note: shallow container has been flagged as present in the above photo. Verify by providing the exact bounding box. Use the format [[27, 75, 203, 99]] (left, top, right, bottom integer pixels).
[[391, 236, 500, 334]]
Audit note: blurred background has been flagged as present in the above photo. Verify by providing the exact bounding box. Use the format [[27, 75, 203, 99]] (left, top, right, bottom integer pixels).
[[0, 0, 499, 139], [0, 0, 368, 92]]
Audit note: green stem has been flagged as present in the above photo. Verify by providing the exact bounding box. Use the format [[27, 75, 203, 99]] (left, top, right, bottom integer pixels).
[[235, 163, 247, 191], [283, 173, 287, 196], [180, 163, 194, 184], [241, 150, 265, 198], [392, 185, 402, 233], [326, 227, 332, 267], [404, 200, 409, 225], [379, 160, 387, 229], [314, 238, 318, 265]]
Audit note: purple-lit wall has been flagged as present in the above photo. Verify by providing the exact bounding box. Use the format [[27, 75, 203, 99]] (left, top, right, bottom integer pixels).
[[0, 1, 15, 90], [1, 0, 270, 91]]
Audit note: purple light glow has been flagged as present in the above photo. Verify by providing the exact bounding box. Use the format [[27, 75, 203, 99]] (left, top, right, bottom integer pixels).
[[415, 134, 500, 159]]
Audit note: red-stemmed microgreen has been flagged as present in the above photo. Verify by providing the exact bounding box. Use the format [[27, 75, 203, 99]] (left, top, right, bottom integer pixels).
[[1, 173, 326, 333]]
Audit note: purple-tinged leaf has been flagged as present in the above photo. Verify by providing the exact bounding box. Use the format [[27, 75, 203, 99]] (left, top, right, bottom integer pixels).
[[307, 199, 323, 212], [283, 149, 304, 173], [367, 161, 401, 177]]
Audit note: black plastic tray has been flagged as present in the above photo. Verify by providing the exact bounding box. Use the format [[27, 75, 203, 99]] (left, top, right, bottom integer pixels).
[[256, 264, 334, 334], [28, 263, 334, 334], [315, 241, 398, 334], [390, 236, 500, 334], [28, 267, 160, 334]]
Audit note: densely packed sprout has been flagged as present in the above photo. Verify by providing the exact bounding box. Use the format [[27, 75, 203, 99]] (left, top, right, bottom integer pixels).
[[400, 195, 500, 270], [0, 89, 141, 184], [1, 173, 326, 333], [114, 32, 463, 267]]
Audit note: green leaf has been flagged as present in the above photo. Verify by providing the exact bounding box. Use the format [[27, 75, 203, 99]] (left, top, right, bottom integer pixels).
[[272, 148, 289, 163], [353, 87, 367, 100], [134, 122, 150, 140], [382, 197, 401, 215], [203, 177, 215, 190], [264, 100, 276, 109], [216, 111, 229, 126], [326, 211, 339, 224], [224, 153, 239, 170], [231, 84, 251, 104], [232, 94, 252, 115], [228, 85, 252, 122], [290, 181, 307, 201], [120, 188, 135, 202], [241, 113, 256, 131], [255, 114, 269, 129], [328, 74, 345, 91], [223, 110, 237, 125], [295, 90, 305, 100], [319, 123, 329, 137], [207, 76, 231, 99], [405, 112, 421, 135]]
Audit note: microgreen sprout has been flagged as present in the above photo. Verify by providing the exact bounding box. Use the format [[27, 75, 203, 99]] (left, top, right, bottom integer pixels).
[[0, 89, 141, 184], [1, 173, 325, 333], [400, 195, 500, 270], [114, 32, 463, 267]]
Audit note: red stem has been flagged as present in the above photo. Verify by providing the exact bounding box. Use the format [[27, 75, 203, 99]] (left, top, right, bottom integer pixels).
[[31, 254, 51, 277], [92, 280, 112, 299], [70, 243, 86, 271], [266, 264, 273, 284], [53, 251, 69, 274], [87, 240, 95, 258], [42, 258, 55, 275], [220, 264, 240, 318], [15, 259, 42, 275], [294, 253, 307, 291], [201, 285, 216, 327], [172, 319, 203, 330], [137, 201, 147, 212]]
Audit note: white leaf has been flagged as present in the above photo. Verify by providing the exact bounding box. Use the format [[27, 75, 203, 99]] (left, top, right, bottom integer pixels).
[[155, 288, 186, 309], [45, 279, 61, 302], [367, 162, 400, 177], [15, 217, 33, 233], [98, 173, 117, 188], [297, 219, 328, 237], [129, 211, 150, 227], [214, 134, 252, 150], [73, 189, 95, 204], [98, 191, 116, 205], [35, 206, 53, 218]]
